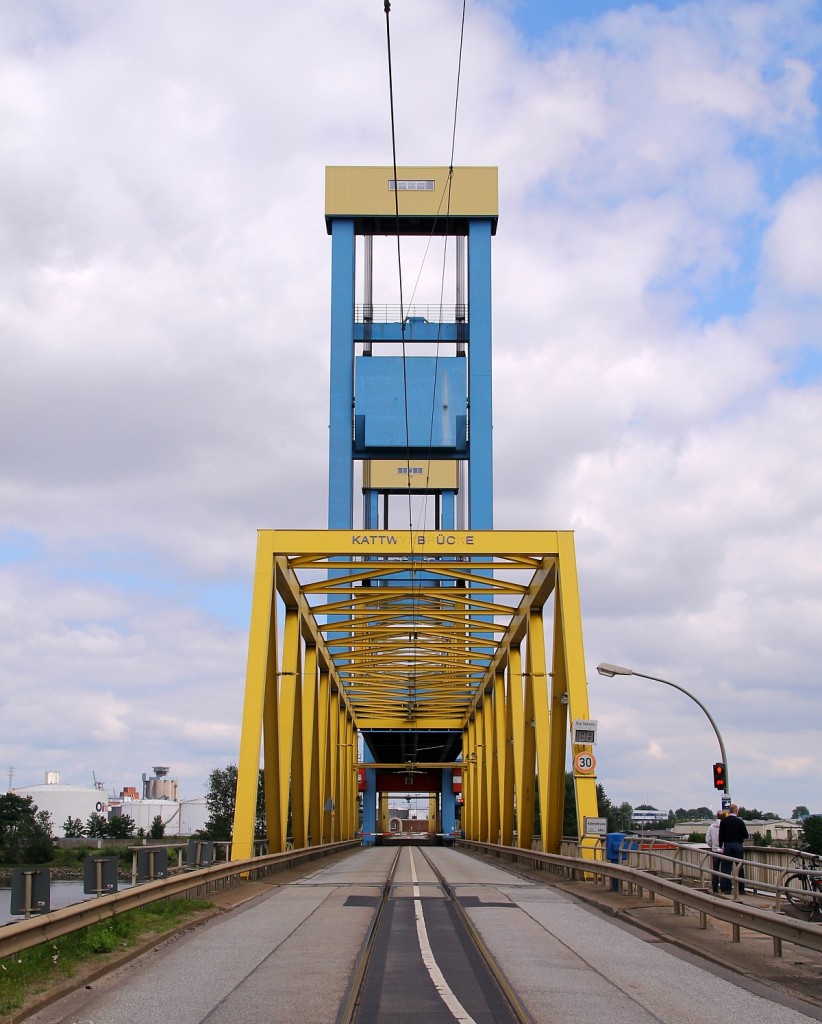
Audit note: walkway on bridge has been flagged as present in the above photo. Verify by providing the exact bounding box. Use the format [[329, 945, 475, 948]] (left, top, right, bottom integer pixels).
[[22, 846, 822, 1024]]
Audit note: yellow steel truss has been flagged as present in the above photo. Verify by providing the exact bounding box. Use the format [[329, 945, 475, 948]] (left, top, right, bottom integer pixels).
[[230, 529, 598, 858]]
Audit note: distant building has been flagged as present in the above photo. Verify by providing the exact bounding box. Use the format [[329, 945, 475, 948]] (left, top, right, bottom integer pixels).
[[13, 768, 208, 837], [676, 818, 803, 844], [13, 772, 107, 836], [110, 797, 208, 835]]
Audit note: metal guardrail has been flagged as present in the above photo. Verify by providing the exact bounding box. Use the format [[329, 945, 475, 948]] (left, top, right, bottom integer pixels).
[[459, 840, 822, 958], [0, 841, 358, 959], [127, 838, 273, 882]]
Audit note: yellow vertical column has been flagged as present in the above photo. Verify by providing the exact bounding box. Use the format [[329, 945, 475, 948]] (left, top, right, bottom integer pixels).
[[510, 643, 535, 848], [529, 609, 552, 853], [290, 641, 305, 848], [305, 655, 321, 847], [379, 792, 390, 834], [482, 696, 495, 842], [488, 672, 503, 845], [465, 719, 476, 839], [461, 726, 470, 839], [231, 535, 277, 861], [557, 534, 598, 852], [342, 714, 354, 838], [315, 668, 330, 844], [334, 700, 345, 841], [499, 667, 515, 846], [297, 645, 317, 847], [477, 702, 489, 842], [327, 689, 340, 842], [428, 794, 438, 834], [276, 606, 300, 850]]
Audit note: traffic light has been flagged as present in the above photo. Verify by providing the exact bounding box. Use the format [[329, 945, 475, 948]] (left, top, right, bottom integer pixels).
[[712, 762, 726, 790]]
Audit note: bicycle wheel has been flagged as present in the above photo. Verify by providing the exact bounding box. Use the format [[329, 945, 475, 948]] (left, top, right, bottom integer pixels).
[[784, 873, 816, 912]]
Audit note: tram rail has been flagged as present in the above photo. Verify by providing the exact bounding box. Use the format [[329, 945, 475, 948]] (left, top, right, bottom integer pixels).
[[340, 847, 532, 1024]]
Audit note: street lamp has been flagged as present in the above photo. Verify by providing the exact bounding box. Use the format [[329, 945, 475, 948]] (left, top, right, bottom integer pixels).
[[596, 662, 729, 794]]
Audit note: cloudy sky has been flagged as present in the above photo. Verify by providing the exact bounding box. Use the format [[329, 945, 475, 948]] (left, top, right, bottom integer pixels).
[[1, 0, 820, 820]]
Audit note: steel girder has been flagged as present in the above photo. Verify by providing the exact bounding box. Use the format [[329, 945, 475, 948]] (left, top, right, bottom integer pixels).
[[230, 529, 598, 858]]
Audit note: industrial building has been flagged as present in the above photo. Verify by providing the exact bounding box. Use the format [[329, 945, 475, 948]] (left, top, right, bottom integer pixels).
[[12, 767, 207, 837]]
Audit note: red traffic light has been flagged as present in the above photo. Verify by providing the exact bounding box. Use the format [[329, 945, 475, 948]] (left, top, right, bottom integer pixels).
[[712, 762, 726, 789]]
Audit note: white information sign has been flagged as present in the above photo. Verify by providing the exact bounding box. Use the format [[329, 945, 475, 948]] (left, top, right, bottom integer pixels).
[[572, 719, 598, 745], [584, 817, 608, 836]]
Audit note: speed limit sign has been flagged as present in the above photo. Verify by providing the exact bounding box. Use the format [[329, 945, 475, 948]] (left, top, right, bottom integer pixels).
[[573, 751, 596, 774]]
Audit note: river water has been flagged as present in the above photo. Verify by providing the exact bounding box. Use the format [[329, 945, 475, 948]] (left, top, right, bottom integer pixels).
[[1, 879, 133, 926]]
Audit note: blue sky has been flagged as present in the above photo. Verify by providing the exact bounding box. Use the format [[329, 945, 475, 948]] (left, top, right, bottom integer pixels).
[[510, 0, 681, 38], [1, 0, 821, 818]]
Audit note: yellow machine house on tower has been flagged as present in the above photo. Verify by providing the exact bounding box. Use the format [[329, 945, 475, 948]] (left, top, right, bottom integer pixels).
[[230, 167, 599, 860]]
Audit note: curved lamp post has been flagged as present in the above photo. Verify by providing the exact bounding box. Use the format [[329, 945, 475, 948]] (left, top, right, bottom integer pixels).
[[596, 662, 729, 794]]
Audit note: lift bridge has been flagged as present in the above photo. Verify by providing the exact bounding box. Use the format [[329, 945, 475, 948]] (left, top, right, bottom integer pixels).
[[230, 166, 598, 860]]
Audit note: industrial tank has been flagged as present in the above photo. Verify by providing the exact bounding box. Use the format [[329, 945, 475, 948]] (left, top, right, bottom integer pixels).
[[13, 772, 108, 836]]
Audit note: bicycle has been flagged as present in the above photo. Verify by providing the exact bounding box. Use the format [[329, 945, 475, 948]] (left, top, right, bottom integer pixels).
[[782, 852, 822, 915]]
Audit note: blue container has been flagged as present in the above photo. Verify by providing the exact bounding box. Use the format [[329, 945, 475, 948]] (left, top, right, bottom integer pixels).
[[605, 832, 639, 891], [605, 832, 627, 863]]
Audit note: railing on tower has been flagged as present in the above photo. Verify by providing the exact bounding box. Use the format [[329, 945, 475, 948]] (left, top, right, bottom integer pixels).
[[355, 304, 468, 324]]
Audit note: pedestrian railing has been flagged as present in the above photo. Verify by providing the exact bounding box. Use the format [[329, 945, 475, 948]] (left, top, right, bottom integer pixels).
[[460, 839, 822, 958], [0, 840, 358, 959]]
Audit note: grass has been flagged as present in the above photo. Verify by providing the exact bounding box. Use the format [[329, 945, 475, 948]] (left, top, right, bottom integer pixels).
[[0, 897, 212, 1019]]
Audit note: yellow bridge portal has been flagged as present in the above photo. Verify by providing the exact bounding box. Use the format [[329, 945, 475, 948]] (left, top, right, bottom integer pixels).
[[231, 529, 598, 858]]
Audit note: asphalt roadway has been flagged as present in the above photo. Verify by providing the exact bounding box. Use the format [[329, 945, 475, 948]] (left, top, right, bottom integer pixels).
[[17, 845, 822, 1024]]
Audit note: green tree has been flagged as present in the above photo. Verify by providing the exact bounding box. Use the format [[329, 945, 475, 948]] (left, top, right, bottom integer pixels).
[[736, 806, 779, 820], [107, 814, 136, 838], [35, 809, 54, 838], [149, 815, 166, 839], [801, 815, 822, 855], [561, 773, 624, 837], [0, 794, 54, 863], [615, 802, 633, 831], [63, 816, 85, 837], [85, 812, 108, 838], [204, 765, 266, 840], [563, 773, 577, 836], [792, 805, 810, 820]]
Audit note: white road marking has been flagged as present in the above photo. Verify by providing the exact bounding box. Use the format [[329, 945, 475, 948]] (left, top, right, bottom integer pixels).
[[409, 849, 477, 1024]]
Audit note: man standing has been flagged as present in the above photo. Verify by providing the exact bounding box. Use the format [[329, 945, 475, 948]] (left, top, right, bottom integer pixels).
[[718, 803, 748, 894], [706, 810, 724, 893]]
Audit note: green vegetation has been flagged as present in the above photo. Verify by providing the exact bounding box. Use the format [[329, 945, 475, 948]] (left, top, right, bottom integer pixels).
[[203, 765, 266, 839], [562, 774, 630, 836], [62, 817, 84, 838], [0, 898, 212, 1017], [801, 815, 822, 855], [47, 844, 135, 875], [60, 813, 136, 841], [0, 795, 54, 865], [106, 815, 136, 839]]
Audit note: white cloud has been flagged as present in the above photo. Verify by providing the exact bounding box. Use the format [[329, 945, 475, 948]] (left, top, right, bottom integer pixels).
[[763, 176, 822, 297], [0, 0, 820, 815]]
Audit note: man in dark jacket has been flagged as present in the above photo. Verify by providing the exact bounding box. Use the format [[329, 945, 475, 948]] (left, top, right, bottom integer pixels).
[[718, 803, 748, 893]]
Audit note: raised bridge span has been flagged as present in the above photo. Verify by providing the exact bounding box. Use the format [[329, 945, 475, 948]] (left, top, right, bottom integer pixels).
[[229, 167, 600, 865], [22, 845, 822, 1024]]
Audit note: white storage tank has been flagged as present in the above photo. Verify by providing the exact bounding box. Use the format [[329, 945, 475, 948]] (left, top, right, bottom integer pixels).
[[111, 797, 207, 835], [13, 773, 108, 836]]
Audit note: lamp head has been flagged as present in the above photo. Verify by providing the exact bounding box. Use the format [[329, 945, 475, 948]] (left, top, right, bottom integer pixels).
[[596, 662, 634, 677]]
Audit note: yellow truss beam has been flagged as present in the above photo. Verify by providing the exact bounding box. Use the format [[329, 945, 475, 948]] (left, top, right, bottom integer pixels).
[[230, 529, 598, 859]]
